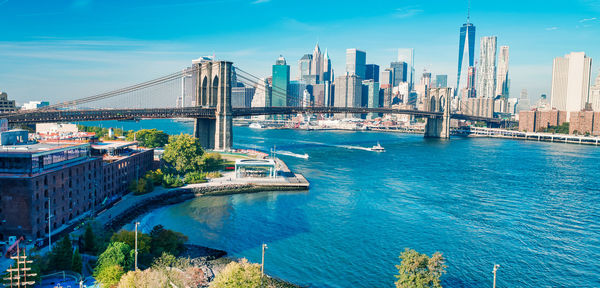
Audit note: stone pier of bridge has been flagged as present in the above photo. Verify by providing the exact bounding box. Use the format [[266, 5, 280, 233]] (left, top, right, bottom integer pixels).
[[424, 87, 452, 139], [192, 60, 233, 151]]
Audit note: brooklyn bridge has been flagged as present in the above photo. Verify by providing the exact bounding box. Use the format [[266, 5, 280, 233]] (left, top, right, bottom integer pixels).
[[2, 60, 505, 150]]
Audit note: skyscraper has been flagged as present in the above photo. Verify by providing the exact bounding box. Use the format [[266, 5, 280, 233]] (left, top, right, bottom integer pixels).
[[466, 66, 477, 98], [311, 43, 323, 82], [421, 72, 432, 87], [590, 71, 600, 111], [496, 46, 510, 98], [477, 36, 497, 98], [456, 15, 476, 97], [381, 68, 393, 86], [362, 80, 380, 119], [550, 52, 592, 119], [365, 64, 380, 82], [323, 49, 332, 83], [435, 75, 448, 87], [334, 74, 362, 118], [298, 54, 312, 81], [346, 48, 366, 79], [272, 55, 290, 107], [390, 61, 407, 86]]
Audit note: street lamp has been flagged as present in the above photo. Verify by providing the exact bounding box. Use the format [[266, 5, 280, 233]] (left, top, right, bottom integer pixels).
[[135, 222, 140, 271], [261, 243, 268, 277], [493, 264, 500, 288]]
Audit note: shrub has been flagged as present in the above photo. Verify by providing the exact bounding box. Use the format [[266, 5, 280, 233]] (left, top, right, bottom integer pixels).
[[184, 171, 207, 184], [145, 169, 164, 186], [210, 258, 262, 288], [130, 177, 154, 195], [162, 174, 184, 188]]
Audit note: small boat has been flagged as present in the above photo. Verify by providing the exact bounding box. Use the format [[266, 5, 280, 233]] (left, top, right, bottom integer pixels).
[[249, 123, 263, 129], [370, 142, 385, 152]]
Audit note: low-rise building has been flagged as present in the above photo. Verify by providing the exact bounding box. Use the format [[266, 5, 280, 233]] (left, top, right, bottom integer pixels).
[[569, 111, 600, 135], [461, 97, 494, 118], [518, 109, 567, 132], [0, 92, 18, 113], [22, 101, 50, 110]]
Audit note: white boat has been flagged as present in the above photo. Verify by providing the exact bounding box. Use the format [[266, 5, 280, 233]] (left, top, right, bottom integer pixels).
[[370, 142, 385, 152], [249, 123, 263, 129]]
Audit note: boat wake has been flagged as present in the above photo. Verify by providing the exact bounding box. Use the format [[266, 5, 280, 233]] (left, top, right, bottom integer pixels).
[[275, 150, 309, 159]]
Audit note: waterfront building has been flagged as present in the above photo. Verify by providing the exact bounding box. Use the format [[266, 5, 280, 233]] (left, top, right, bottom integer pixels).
[[346, 49, 366, 79], [461, 97, 494, 118], [589, 71, 600, 111], [232, 86, 256, 108], [390, 61, 408, 87], [365, 64, 380, 82], [496, 46, 510, 98], [22, 101, 50, 110], [456, 17, 476, 97], [311, 43, 323, 83], [569, 111, 600, 135], [551, 52, 592, 120], [0, 134, 153, 241], [272, 55, 290, 107], [0, 92, 18, 113], [435, 75, 448, 87], [333, 74, 362, 118], [477, 36, 497, 98], [363, 80, 380, 119], [519, 109, 567, 132], [298, 54, 312, 81]]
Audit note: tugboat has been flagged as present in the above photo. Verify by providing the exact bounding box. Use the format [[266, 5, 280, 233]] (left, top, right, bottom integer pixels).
[[370, 142, 385, 152]]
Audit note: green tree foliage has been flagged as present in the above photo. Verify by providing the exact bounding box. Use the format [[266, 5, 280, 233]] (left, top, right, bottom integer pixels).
[[162, 174, 184, 188], [110, 230, 152, 255], [77, 125, 126, 139], [129, 177, 154, 195], [72, 249, 83, 274], [145, 169, 164, 186], [96, 264, 124, 288], [117, 254, 207, 288], [83, 223, 96, 254], [542, 122, 570, 134], [201, 152, 224, 172], [210, 258, 262, 288], [126, 129, 169, 148], [162, 134, 205, 174], [149, 225, 188, 257], [395, 248, 447, 288], [94, 242, 134, 286], [184, 171, 207, 184], [49, 235, 74, 272]]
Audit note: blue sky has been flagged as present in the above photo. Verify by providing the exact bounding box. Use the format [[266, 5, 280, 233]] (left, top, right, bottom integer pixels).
[[1, 0, 599, 104]]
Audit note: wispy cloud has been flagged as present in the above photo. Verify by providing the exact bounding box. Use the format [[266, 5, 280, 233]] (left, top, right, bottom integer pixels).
[[251, 0, 270, 3], [545, 27, 558, 31], [579, 17, 597, 22], [393, 6, 423, 19]]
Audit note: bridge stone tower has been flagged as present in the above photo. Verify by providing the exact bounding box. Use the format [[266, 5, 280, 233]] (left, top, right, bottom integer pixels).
[[192, 60, 233, 150], [424, 87, 452, 139]]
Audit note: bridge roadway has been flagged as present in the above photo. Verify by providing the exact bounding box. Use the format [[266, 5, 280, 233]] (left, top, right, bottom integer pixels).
[[2, 106, 501, 124]]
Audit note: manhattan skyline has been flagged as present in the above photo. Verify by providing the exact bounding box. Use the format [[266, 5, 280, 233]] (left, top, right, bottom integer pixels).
[[1, 0, 599, 105]]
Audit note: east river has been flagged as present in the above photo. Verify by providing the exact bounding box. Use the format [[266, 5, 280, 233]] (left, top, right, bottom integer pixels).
[[90, 120, 600, 287]]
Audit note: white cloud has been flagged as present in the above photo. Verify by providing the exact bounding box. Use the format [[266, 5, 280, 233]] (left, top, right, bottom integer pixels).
[[394, 6, 423, 19], [579, 17, 597, 22], [251, 0, 270, 4]]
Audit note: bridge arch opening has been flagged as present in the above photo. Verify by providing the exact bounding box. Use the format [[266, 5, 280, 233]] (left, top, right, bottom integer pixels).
[[430, 96, 437, 112], [201, 76, 208, 106], [440, 96, 446, 113], [212, 76, 219, 106]]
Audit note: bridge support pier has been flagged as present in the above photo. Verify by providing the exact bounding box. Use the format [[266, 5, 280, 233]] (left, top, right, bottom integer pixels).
[[424, 88, 451, 139], [192, 60, 233, 151]]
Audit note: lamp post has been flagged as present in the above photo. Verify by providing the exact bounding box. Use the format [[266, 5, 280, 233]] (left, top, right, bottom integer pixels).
[[135, 222, 140, 271], [493, 264, 500, 288], [261, 243, 268, 277]]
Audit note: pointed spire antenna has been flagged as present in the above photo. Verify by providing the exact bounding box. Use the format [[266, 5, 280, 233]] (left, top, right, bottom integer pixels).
[[467, 0, 471, 23]]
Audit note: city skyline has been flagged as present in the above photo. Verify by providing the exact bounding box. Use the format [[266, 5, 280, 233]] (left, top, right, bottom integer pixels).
[[1, 0, 600, 105]]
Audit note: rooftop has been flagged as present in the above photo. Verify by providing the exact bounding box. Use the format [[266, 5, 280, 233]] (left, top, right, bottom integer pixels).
[[0, 142, 88, 154]]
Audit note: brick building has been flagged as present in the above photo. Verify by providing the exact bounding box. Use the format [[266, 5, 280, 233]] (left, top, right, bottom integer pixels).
[[569, 111, 600, 135], [519, 110, 567, 132], [0, 138, 153, 242]]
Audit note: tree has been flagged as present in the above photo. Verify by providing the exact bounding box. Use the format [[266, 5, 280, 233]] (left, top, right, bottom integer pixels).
[[129, 177, 154, 195], [126, 129, 169, 148], [395, 248, 447, 288], [149, 225, 188, 257], [83, 223, 96, 254], [162, 174, 184, 188], [49, 235, 74, 271], [72, 249, 83, 274], [96, 264, 124, 288], [110, 230, 152, 255], [162, 134, 205, 175], [210, 258, 262, 288], [94, 242, 134, 285], [145, 169, 164, 186], [201, 153, 224, 172]]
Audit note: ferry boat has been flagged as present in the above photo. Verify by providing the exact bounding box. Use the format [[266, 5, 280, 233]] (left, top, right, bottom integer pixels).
[[370, 142, 385, 152], [249, 123, 263, 129]]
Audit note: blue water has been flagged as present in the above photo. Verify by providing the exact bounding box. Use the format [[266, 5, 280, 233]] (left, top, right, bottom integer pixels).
[[99, 120, 600, 287]]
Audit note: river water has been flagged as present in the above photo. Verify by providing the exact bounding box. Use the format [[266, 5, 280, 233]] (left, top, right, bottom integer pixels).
[[91, 120, 600, 287]]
